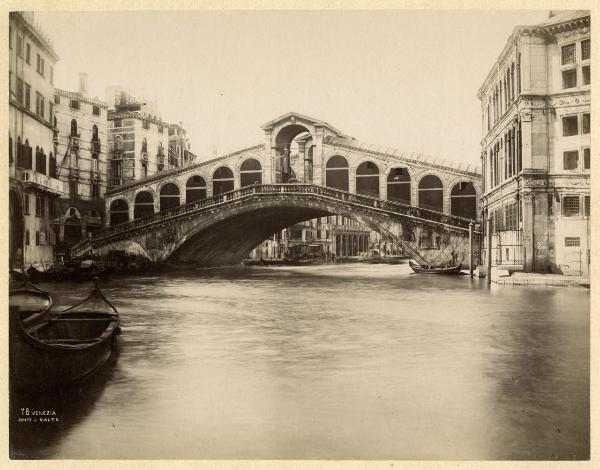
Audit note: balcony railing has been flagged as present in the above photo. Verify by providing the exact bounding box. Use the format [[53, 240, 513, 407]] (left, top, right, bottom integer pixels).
[[18, 169, 63, 195]]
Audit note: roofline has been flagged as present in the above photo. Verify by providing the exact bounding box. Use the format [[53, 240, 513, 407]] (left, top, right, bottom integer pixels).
[[11, 12, 60, 62], [260, 111, 344, 135], [56, 89, 109, 108]]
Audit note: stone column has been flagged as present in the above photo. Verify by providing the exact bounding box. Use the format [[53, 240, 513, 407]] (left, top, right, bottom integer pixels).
[[349, 167, 357, 194], [313, 128, 324, 186], [520, 112, 533, 171], [521, 191, 535, 272]]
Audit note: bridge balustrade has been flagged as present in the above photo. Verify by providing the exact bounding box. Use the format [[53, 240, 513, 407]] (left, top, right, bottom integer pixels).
[[73, 183, 477, 257]]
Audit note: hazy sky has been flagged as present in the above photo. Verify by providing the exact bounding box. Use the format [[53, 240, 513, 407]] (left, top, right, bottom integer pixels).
[[36, 9, 549, 166]]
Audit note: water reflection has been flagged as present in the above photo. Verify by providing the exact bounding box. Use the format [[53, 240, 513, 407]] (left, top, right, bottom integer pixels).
[[10, 264, 589, 459]]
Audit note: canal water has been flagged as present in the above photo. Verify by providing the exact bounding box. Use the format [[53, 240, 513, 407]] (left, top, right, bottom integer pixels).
[[10, 263, 589, 460]]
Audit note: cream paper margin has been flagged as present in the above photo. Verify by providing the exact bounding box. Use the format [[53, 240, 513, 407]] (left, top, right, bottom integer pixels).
[[0, 0, 597, 468]]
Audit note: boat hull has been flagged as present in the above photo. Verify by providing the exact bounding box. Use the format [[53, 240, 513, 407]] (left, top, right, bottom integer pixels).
[[409, 261, 463, 274]]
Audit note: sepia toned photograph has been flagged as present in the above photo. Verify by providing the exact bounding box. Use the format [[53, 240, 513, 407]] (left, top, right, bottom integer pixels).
[[6, 3, 592, 462]]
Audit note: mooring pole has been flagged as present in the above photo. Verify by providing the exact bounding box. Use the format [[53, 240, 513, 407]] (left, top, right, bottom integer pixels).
[[468, 221, 474, 278], [486, 218, 492, 285]]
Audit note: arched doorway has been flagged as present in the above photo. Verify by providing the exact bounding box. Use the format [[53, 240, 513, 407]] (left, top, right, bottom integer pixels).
[[356, 161, 380, 198], [450, 181, 477, 219], [325, 155, 349, 191], [387, 167, 411, 204], [9, 189, 24, 269], [186, 175, 207, 203], [160, 183, 180, 211], [134, 191, 155, 219], [64, 207, 83, 243], [109, 199, 129, 226], [240, 158, 262, 187], [418, 175, 444, 212], [213, 167, 234, 195], [274, 124, 311, 183]]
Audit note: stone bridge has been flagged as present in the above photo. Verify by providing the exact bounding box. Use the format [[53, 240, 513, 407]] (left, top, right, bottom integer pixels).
[[74, 112, 482, 266]]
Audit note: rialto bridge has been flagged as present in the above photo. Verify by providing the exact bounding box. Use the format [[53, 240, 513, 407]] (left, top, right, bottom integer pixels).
[[73, 112, 482, 266]]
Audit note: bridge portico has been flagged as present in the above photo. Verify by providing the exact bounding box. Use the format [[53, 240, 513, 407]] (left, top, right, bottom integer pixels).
[[104, 112, 481, 229]]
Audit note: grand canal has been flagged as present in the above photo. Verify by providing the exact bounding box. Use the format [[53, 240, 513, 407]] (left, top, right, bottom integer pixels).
[[10, 263, 589, 460]]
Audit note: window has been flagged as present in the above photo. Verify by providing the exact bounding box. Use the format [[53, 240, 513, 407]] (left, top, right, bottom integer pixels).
[[582, 66, 590, 85], [25, 43, 30, 64], [24, 83, 31, 109], [17, 35, 23, 58], [158, 125, 164, 134], [562, 69, 577, 89], [93, 105, 100, 116], [25, 230, 30, 246], [584, 148, 590, 170], [36, 53, 45, 76], [35, 92, 44, 118], [113, 119, 122, 128], [49, 102, 53, 123], [35, 231, 40, 246], [16, 77, 23, 104], [91, 183, 100, 199], [24, 194, 30, 214], [54, 94, 60, 104], [561, 43, 576, 65], [142, 119, 150, 130], [585, 196, 590, 217], [70, 99, 80, 110], [565, 237, 580, 247], [562, 196, 580, 216], [581, 113, 590, 134], [563, 151, 579, 170], [35, 195, 42, 217], [49, 66, 54, 85], [581, 39, 590, 61], [562, 115, 578, 136]]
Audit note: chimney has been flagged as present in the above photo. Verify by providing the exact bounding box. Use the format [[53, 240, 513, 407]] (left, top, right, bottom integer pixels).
[[548, 11, 556, 18], [78, 72, 88, 96]]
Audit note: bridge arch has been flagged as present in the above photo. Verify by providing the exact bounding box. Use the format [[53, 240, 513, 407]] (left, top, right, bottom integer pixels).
[[109, 198, 130, 226], [239, 158, 263, 187], [386, 167, 411, 205], [450, 180, 477, 219], [325, 155, 349, 191], [355, 160, 380, 198], [134, 190, 155, 219], [212, 165, 235, 195], [273, 122, 316, 183], [159, 182, 181, 212], [417, 174, 444, 212], [186, 175, 207, 203]]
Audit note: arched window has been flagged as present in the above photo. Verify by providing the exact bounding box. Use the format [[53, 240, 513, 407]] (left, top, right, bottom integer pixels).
[[49, 152, 56, 178], [418, 175, 444, 212], [109, 199, 129, 226], [356, 161, 380, 198], [134, 191, 155, 219], [159, 183, 180, 211], [92, 124, 99, 141], [114, 135, 123, 151], [186, 175, 207, 203], [213, 166, 234, 195], [70, 119, 78, 136], [450, 182, 477, 219], [387, 167, 411, 204], [240, 158, 262, 187], [141, 138, 148, 153], [325, 155, 349, 191]]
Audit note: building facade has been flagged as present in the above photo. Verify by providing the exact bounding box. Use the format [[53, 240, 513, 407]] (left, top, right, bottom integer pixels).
[[168, 123, 196, 167], [478, 10, 590, 276], [9, 11, 62, 269], [53, 73, 109, 252], [106, 89, 171, 190]]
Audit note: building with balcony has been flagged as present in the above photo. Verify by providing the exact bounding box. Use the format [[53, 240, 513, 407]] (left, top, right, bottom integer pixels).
[[168, 122, 197, 167], [9, 11, 62, 269], [106, 88, 172, 189], [53, 73, 109, 251], [478, 10, 590, 276]]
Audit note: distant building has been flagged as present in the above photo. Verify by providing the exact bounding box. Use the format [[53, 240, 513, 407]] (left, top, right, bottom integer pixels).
[[249, 216, 400, 261], [478, 10, 590, 276], [168, 122, 196, 167], [54, 73, 109, 250], [106, 87, 170, 189], [9, 11, 62, 269]]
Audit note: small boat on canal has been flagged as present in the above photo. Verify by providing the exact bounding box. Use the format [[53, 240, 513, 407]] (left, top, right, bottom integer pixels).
[[409, 260, 463, 275], [9, 280, 53, 328], [9, 281, 121, 390]]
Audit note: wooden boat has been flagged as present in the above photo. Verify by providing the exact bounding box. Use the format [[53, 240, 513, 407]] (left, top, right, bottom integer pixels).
[[26, 265, 63, 282], [9, 283, 53, 328], [9, 282, 121, 390], [409, 260, 463, 274]]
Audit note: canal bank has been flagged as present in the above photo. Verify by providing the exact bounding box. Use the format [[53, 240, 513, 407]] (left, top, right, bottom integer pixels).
[[478, 266, 590, 287]]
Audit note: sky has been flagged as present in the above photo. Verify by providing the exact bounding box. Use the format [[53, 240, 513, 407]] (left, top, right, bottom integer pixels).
[[35, 9, 550, 167]]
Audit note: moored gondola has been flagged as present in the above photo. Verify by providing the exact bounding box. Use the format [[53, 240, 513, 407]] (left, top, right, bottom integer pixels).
[[9, 281, 53, 328], [409, 260, 463, 274], [9, 281, 121, 390]]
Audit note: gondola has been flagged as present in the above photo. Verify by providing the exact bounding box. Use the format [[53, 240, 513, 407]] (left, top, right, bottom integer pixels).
[[9, 281, 53, 328], [26, 265, 63, 282], [9, 281, 121, 390], [409, 260, 463, 274]]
